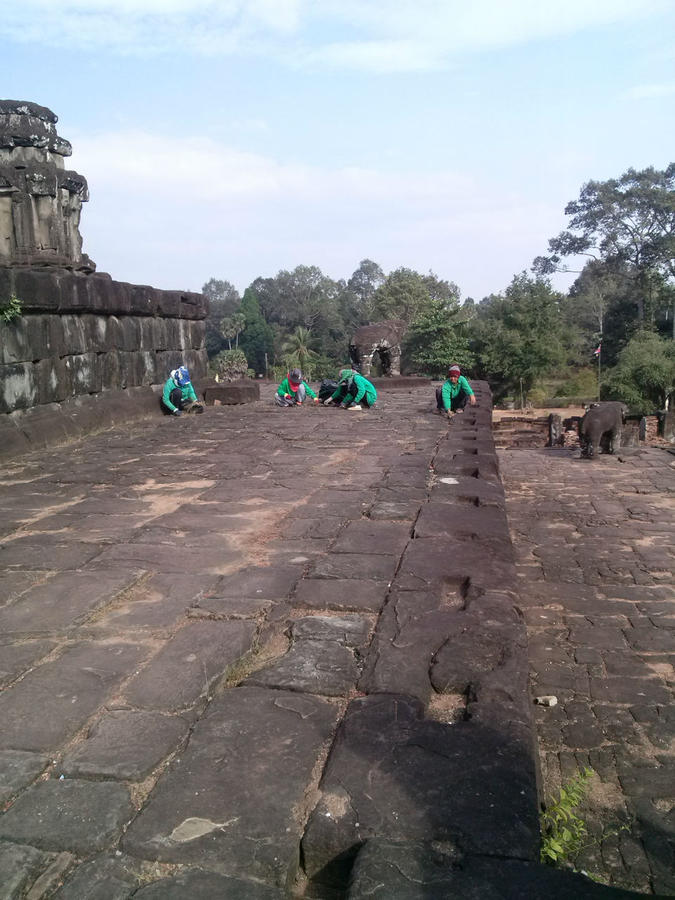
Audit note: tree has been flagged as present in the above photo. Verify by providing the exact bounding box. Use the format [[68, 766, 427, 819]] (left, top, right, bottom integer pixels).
[[372, 268, 432, 325], [533, 164, 675, 324], [238, 288, 274, 375], [202, 278, 240, 357], [403, 297, 473, 377], [219, 312, 246, 350], [346, 259, 385, 322], [281, 326, 319, 376], [603, 330, 675, 412], [470, 274, 566, 403]]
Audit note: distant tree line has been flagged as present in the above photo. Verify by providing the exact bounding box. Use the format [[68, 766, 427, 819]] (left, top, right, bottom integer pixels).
[[204, 163, 674, 412]]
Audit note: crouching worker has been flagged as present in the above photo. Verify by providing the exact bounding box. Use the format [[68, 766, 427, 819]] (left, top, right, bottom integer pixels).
[[436, 365, 476, 418], [324, 368, 377, 410], [162, 366, 204, 416], [275, 368, 319, 406]]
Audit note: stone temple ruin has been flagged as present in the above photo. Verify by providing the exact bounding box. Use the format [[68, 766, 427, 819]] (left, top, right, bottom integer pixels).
[[349, 319, 406, 376], [0, 100, 209, 455]]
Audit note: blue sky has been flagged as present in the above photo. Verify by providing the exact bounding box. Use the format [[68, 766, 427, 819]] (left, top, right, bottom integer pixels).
[[3, 0, 674, 301]]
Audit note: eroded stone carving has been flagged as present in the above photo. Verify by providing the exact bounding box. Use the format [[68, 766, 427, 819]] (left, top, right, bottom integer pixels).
[[0, 100, 94, 270], [349, 319, 406, 376]]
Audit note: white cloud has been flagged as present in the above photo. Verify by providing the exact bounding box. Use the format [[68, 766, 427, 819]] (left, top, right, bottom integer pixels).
[[3, 0, 670, 68], [625, 82, 675, 99], [71, 127, 566, 299]]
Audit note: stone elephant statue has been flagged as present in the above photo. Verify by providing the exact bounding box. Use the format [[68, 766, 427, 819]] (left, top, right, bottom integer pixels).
[[580, 401, 629, 459]]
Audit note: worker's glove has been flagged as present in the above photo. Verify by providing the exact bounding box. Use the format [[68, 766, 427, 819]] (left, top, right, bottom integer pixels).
[[284, 394, 291, 399], [313, 397, 319, 404], [323, 397, 333, 406], [446, 409, 454, 418], [172, 408, 182, 416]]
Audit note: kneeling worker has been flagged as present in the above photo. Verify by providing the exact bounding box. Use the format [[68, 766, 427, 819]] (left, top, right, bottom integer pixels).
[[162, 366, 204, 416], [436, 365, 476, 418], [275, 368, 319, 406], [324, 368, 377, 410]]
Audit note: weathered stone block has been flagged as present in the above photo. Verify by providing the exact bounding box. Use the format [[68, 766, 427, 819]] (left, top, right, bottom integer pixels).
[[60, 314, 87, 354], [58, 273, 92, 311], [156, 289, 181, 317], [35, 356, 70, 404], [13, 268, 60, 312], [81, 313, 108, 352], [202, 381, 260, 405], [0, 361, 37, 412], [67, 352, 102, 394], [128, 283, 159, 316]]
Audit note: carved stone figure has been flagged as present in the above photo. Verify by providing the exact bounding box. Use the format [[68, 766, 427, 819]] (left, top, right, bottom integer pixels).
[[349, 319, 406, 377], [0, 100, 94, 270], [580, 401, 628, 458]]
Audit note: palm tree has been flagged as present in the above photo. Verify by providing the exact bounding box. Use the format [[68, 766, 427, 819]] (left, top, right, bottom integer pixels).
[[282, 326, 318, 378]]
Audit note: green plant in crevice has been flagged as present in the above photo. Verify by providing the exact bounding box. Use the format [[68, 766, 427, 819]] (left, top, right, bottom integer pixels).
[[540, 766, 594, 865], [0, 294, 22, 323]]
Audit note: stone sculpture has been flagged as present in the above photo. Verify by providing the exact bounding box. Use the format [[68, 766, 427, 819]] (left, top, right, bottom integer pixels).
[[349, 319, 406, 377], [580, 401, 628, 458], [0, 100, 94, 271]]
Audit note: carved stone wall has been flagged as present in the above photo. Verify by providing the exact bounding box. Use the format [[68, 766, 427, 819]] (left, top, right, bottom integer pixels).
[[0, 101, 207, 423]]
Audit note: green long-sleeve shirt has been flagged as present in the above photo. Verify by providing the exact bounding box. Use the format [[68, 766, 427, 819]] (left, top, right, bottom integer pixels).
[[440, 375, 474, 410], [276, 377, 317, 400], [162, 375, 197, 412], [332, 372, 377, 406]]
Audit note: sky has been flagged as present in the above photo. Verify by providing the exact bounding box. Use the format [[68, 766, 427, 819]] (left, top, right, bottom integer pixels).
[[3, 0, 674, 302]]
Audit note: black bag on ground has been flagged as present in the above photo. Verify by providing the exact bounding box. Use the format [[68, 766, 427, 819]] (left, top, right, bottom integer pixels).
[[319, 379, 339, 401]]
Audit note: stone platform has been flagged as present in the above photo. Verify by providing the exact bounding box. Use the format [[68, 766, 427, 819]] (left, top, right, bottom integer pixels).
[[501, 447, 675, 895], [0, 383, 666, 898]]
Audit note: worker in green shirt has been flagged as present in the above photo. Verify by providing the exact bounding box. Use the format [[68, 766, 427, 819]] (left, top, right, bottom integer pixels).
[[274, 368, 319, 407], [324, 368, 377, 410], [436, 365, 476, 418]]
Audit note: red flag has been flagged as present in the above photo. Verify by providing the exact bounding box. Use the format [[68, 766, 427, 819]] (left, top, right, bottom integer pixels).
[[593, 343, 601, 357]]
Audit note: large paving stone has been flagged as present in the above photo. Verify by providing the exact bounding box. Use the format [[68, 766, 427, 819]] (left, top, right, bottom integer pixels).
[[414, 502, 511, 541], [294, 578, 388, 612], [0, 639, 57, 688], [0, 779, 133, 854], [0, 571, 46, 605], [359, 591, 456, 703], [123, 686, 339, 888], [301, 694, 538, 884], [60, 709, 189, 780], [52, 855, 140, 900], [133, 869, 283, 898], [0, 749, 50, 802], [331, 520, 411, 556], [0, 538, 104, 570], [85, 542, 241, 574], [0, 842, 52, 900], [395, 537, 516, 593], [246, 639, 360, 696], [312, 553, 400, 582], [0, 641, 147, 752], [346, 841, 644, 899], [123, 620, 256, 711], [206, 565, 301, 600], [0, 571, 137, 634]]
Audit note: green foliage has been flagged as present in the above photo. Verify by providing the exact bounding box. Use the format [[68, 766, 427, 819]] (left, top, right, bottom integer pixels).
[[540, 767, 593, 866], [202, 279, 240, 358], [554, 367, 598, 398], [0, 294, 22, 323], [403, 296, 473, 377], [603, 330, 675, 411], [238, 288, 275, 375], [373, 267, 435, 325], [211, 348, 248, 382], [281, 326, 319, 377], [471, 274, 566, 401]]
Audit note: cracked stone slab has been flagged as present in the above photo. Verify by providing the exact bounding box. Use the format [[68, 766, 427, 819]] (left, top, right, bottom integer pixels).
[[60, 709, 189, 780], [0, 571, 138, 634], [358, 591, 457, 703], [312, 553, 400, 582], [123, 620, 256, 711], [205, 566, 301, 600], [123, 686, 339, 887], [0, 538, 105, 570], [85, 542, 241, 575], [191, 596, 272, 619], [133, 869, 284, 898], [301, 694, 538, 882], [414, 502, 511, 541], [395, 537, 516, 593], [0, 750, 50, 803], [346, 841, 642, 899], [368, 499, 422, 520], [290, 615, 371, 647], [246, 639, 360, 696], [0, 639, 57, 689], [0, 571, 46, 606], [0, 779, 133, 854], [330, 520, 411, 556], [52, 855, 141, 900], [0, 641, 148, 752], [0, 843, 53, 900], [294, 578, 388, 612]]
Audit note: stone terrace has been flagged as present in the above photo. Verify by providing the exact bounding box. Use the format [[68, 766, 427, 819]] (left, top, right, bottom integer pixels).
[[500, 447, 675, 895], [0, 383, 668, 898]]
